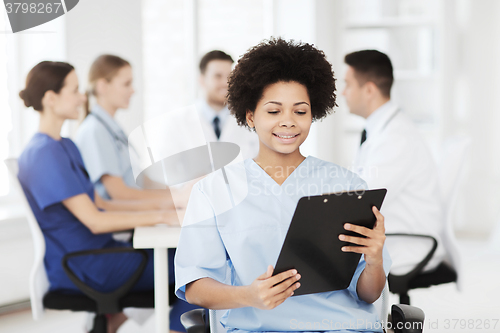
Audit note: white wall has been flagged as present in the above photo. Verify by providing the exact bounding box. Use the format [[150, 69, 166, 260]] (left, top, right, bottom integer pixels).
[[64, 0, 144, 135], [0, 11, 67, 307], [448, 0, 500, 237], [272, 0, 347, 160], [313, 0, 347, 165], [0, 217, 32, 306]]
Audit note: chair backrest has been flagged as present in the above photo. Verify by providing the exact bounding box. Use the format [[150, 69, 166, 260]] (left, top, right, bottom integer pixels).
[[437, 136, 471, 291], [208, 283, 391, 333], [4, 158, 49, 320]]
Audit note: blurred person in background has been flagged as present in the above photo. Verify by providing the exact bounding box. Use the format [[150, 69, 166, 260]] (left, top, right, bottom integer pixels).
[[17, 60, 180, 333], [343, 50, 445, 275], [196, 50, 259, 159], [74, 54, 202, 333], [75, 54, 173, 203]]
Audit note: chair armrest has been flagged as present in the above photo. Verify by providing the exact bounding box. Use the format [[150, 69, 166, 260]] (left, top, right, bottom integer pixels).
[[62, 247, 148, 314], [391, 304, 425, 333], [113, 229, 135, 237], [181, 309, 208, 333], [386, 233, 437, 284]]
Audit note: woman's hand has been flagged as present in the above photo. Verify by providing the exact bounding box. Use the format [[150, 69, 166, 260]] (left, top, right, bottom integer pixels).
[[245, 265, 301, 310], [157, 197, 179, 211], [160, 208, 182, 226], [339, 206, 386, 268]]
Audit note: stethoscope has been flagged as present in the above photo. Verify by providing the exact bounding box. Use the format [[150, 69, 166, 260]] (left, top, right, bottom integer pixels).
[[89, 112, 139, 159], [89, 112, 128, 148]]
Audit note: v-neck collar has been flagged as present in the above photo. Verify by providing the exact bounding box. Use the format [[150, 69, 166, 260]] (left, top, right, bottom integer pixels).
[[249, 155, 311, 187], [245, 156, 314, 220]]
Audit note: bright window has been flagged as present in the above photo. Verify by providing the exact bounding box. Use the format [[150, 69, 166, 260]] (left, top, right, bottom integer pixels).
[[0, 11, 12, 197], [0, 10, 66, 202], [142, 0, 271, 121]]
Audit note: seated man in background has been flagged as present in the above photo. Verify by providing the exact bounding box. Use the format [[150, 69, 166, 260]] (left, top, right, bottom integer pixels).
[[196, 50, 259, 159], [343, 49, 445, 275]]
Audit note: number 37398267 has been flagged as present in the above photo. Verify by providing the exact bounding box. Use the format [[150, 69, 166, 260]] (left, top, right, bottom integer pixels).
[[5, 2, 62, 14]]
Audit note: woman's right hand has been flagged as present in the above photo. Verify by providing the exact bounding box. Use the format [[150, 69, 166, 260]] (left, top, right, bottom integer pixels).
[[245, 265, 301, 310]]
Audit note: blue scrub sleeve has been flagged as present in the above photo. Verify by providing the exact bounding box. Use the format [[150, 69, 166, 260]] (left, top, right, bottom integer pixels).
[[27, 143, 88, 210], [76, 121, 122, 183], [174, 183, 229, 302], [347, 245, 392, 301], [347, 256, 366, 300]]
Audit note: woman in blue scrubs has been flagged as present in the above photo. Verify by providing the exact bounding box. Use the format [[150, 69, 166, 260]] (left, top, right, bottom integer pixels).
[[175, 38, 391, 333], [17, 61, 188, 333]]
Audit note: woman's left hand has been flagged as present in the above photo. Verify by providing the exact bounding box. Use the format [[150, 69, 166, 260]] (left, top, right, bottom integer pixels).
[[338, 206, 386, 267]]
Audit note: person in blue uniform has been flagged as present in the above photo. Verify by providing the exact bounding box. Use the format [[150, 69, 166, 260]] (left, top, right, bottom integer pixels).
[[175, 38, 391, 333], [17, 61, 183, 333]]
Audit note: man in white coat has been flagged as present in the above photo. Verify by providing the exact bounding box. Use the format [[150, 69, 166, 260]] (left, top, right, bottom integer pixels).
[[343, 50, 445, 275], [197, 50, 259, 160]]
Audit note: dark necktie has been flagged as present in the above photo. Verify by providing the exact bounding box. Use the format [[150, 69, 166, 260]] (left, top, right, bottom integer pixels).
[[360, 129, 367, 146], [213, 116, 221, 140]]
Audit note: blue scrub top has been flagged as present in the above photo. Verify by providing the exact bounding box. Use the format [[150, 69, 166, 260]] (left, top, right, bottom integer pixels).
[[17, 133, 137, 293], [175, 156, 392, 333], [75, 104, 139, 199]]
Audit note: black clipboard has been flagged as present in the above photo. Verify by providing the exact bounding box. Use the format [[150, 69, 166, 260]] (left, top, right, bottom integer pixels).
[[273, 188, 387, 296]]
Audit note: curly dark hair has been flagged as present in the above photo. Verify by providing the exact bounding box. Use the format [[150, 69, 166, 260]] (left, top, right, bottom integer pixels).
[[227, 37, 337, 129]]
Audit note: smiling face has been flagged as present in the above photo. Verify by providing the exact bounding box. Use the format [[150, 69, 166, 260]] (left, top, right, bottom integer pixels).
[[47, 70, 86, 120], [246, 81, 312, 157]]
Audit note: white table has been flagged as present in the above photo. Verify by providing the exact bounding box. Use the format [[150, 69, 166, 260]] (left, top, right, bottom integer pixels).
[[133, 225, 182, 333]]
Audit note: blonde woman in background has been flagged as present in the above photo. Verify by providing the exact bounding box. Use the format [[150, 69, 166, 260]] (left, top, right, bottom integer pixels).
[[75, 55, 202, 333], [75, 55, 169, 202]]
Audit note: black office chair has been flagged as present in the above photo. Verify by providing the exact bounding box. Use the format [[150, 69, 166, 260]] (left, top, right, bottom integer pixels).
[[388, 136, 470, 305], [387, 234, 457, 305], [46, 247, 155, 333]]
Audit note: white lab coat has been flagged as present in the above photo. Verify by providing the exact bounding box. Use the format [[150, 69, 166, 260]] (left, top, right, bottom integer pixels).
[[196, 101, 260, 160], [353, 101, 446, 275]]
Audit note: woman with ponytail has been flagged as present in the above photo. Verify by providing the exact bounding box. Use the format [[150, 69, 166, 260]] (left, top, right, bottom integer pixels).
[[75, 55, 203, 332], [17, 61, 185, 333], [75, 54, 171, 203]]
